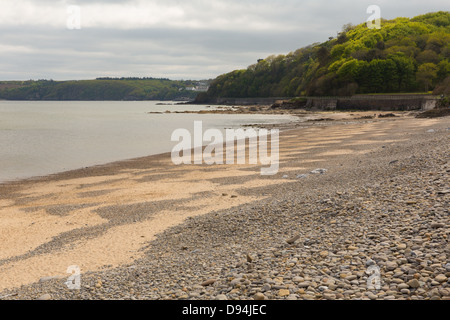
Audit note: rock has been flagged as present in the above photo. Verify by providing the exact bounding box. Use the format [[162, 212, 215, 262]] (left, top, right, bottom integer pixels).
[[273, 285, 287, 290], [437, 189, 450, 195], [445, 263, 450, 272], [282, 175, 289, 179], [246, 254, 254, 263], [328, 284, 338, 291], [311, 169, 328, 175], [216, 294, 228, 300], [386, 261, 398, 271], [278, 289, 290, 297], [397, 283, 409, 290], [435, 275, 447, 283], [323, 293, 337, 300], [346, 275, 357, 281], [430, 223, 445, 229], [189, 292, 201, 298], [401, 289, 411, 295], [297, 282, 311, 288], [408, 279, 421, 289], [262, 284, 271, 292], [427, 129, 435, 133], [292, 277, 304, 284], [347, 246, 358, 251], [230, 278, 241, 286], [201, 279, 216, 287], [397, 244, 407, 250], [37, 294, 52, 301], [366, 259, 376, 267], [296, 289, 306, 295], [368, 293, 378, 300], [319, 251, 329, 258], [429, 288, 441, 298], [286, 234, 301, 244], [254, 293, 266, 301], [297, 174, 309, 179], [440, 289, 450, 296], [229, 289, 240, 295]]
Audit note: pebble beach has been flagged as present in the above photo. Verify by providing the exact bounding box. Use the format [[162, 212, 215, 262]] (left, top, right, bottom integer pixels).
[[0, 111, 449, 301]]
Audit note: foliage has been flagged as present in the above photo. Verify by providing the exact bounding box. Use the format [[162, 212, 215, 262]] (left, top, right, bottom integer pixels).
[[433, 75, 450, 95], [201, 11, 450, 100], [0, 78, 204, 101]]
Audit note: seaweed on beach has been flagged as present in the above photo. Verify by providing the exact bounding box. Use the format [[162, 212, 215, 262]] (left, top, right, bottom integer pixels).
[[416, 108, 450, 118]]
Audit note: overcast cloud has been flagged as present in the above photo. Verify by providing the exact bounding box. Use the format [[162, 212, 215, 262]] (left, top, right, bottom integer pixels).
[[0, 0, 448, 80]]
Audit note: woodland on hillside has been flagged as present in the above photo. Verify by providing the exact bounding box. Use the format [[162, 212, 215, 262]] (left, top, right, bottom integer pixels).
[[199, 11, 450, 101], [0, 78, 203, 101]]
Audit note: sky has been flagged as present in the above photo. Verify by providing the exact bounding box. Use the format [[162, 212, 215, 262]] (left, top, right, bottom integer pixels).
[[0, 0, 448, 81]]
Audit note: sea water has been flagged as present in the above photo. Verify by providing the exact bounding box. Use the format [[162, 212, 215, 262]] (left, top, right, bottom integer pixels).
[[0, 101, 296, 182]]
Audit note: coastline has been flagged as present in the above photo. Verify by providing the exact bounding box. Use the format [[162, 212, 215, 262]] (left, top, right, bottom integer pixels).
[[0, 112, 449, 299], [0, 109, 414, 187]]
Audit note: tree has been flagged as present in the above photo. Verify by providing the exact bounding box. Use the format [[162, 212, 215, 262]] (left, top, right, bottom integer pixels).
[[317, 46, 331, 66], [360, 59, 385, 93], [337, 59, 362, 82], [433, 76, 450, 95], [416, 49, 440, 64], [389, 54, 416, 91], [416, 63, 438, 91], [342, 23, 355, 33], [437, 60, 450, 81]]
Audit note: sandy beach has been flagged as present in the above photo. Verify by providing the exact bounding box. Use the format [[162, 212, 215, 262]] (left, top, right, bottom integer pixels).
[[0, 111, 449, 300]]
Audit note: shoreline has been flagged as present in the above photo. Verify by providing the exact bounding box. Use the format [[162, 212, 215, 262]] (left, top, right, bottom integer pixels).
[[0, 113, 449, 298], [0, 109, 405, 187]]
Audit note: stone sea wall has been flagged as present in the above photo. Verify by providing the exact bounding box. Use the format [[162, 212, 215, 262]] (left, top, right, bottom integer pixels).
[[214, 95, 439, 111], [215, 97, 287, 105]]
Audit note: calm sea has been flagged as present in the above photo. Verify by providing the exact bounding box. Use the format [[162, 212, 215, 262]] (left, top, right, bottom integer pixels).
[[0, 101, 296, 182]]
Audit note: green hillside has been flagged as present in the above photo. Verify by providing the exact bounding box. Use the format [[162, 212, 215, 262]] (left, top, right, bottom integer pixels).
[[198, 11, 450, 102], [0, 78, 204, 101]]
